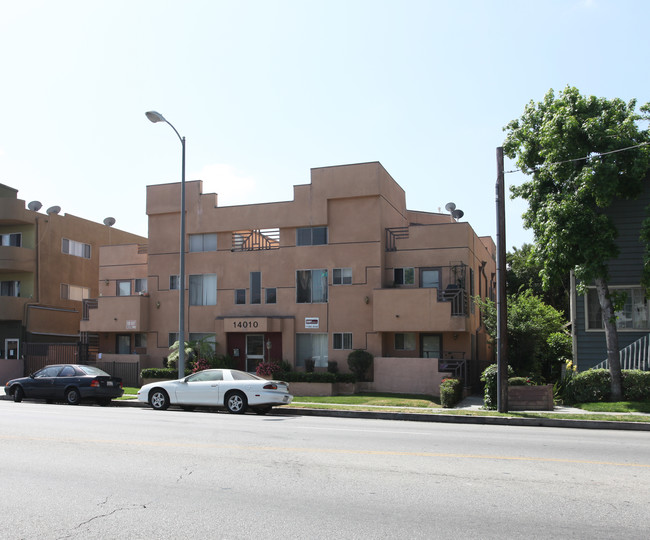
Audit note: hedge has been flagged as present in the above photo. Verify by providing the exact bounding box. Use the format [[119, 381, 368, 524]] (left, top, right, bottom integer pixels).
[[440, 378, 463, 408]]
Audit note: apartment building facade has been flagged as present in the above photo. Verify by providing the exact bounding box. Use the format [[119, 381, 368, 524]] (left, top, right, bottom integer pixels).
[[0, 183, 146, 383], [82, 162, 496, 392]]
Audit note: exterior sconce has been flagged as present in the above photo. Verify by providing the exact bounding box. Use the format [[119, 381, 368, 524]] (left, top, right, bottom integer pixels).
[[156, 301, 161, 309], [364, 296, 369, 304], [105, 279, 109, 285]]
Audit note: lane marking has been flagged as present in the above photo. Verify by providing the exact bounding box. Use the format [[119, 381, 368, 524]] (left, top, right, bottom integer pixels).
[[2, 434, 649, 468]]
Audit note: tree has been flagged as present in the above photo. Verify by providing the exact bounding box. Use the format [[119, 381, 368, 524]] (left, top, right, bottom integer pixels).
[[476, 291, 571, 382], [503, 86, 650, 399]]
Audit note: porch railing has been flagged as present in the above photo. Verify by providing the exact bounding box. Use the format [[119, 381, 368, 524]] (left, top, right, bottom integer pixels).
[[592, 333, 650, 371]]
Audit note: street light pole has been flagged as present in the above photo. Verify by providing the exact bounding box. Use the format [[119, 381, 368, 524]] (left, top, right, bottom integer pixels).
[[145, 111, 186, 380]]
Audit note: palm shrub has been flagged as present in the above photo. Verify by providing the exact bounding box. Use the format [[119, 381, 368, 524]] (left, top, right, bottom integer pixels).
[[347, 349, 373, 381]]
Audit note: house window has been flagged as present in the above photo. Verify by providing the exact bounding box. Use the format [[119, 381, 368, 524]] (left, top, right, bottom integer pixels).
[[135, 279, 148, 294], [189, 274, 217, 306], [333, 332, 352, 350], [586, 287, 650, 330], [168, 333, 179, 348], [170, 275, 180, 290], [395, 333, 416, 351], [189, 233, 217, 252], [296, 334, 328, 367], [1, 280, 20, 297], [235, 289, 246, 304], [189, 333, 217, 352], [61, 284, 90, 301], [117, 280, 132, 296], [1, 233, 21, 247], [296, 269, 328, 303], [134, 333, 147, 348], [296, 226, 328, 246], [116, 335, 131, 354], [62, 238, 91, 259], [265, 288, 277, 304], [420, 268, 440, 289], [394, 267, 414, 286], [250, 272, 261, 304], [333, 268, 352, 285]]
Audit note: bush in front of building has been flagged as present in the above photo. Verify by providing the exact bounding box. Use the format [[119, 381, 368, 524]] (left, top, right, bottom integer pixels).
[[440, 378, 463, 408], [141, 367, 191, 379], [480, 363, 514, 410], [347, 350, 373, 381], [563, 369, 650, 404], [622, 370, 650, 401], [508, 376, 535, 386]]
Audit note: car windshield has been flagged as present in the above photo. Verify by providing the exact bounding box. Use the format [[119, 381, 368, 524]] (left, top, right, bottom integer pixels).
[[79, 365, 110, 377], [229, 371, 263, 381]]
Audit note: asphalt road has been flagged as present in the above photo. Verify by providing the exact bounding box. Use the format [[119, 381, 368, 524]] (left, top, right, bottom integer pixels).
[[2, 400, 649, 539]]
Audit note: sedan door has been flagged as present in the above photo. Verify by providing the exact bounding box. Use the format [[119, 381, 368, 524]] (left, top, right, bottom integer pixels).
[[174, 370, 223, 406], [27, 366, 63, 399]]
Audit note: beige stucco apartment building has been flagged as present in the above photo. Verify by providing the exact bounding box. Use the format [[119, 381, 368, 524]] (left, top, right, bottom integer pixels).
[[81, 162, 496, 393], [0, 183, 146, 383]]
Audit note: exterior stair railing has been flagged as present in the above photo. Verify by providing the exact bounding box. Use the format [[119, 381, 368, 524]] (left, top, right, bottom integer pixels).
[[592, 333, 650, 371]]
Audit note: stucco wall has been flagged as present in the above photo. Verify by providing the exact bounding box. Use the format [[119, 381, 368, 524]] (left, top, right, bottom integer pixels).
[[360, 357, 452, 396]]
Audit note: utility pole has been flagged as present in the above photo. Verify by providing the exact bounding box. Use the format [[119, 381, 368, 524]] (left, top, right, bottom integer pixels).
[[495, 147, 508, 412]]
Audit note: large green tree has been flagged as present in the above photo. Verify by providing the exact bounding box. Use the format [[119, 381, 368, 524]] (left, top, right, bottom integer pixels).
[[503, 86, 650, 400]]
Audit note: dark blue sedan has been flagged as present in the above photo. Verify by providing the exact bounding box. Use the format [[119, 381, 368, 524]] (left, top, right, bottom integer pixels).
[[4, 364, 124, 406]]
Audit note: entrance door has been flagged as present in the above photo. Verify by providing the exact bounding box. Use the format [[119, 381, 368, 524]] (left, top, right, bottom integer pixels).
[[5, 338, 19, 359], [421, 334, 441, 358], [245, 334, 265, 372]]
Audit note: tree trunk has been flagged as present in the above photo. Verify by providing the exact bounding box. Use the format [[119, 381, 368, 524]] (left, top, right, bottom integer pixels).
[[594, 277, 623, 400]]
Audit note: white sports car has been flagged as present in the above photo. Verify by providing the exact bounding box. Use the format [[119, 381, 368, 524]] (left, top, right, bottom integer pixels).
[[137, 369, 293, 414]]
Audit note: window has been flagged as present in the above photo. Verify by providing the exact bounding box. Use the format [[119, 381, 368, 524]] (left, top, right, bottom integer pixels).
[[117, 280, 132, 296], [189, 274, 217, 305], [135, 279, 148, 294], [333, 268, 352, 285], [135, 334, 147, 348], [265, 288, 277, 304], [296, 226, 328, 246], [189, 333, 217, 352], [168, 333, 179, 348], [296, 269, 328, 303], [235, 289, 246, 304], [189, 233, 217, 252], [250, 272, 261, 304], [333, 332, 352, 350], [420, 269, 440, 289], [395, 333, 416, 351], [61, 284, 90, 301], [1, 280, 20, 297], [62, 238, 91, 259], [1, 233, 21, 247], [586, 287, 650, 330], [170, 275, 180, 290], [394, 267, 414, 285], [116, 335, 131, 354], [296, 334, 328, 367]]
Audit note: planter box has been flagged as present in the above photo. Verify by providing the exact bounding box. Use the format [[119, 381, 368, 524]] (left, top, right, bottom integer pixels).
[[288, 382, 334, 397], [508, 384, 554, 411]]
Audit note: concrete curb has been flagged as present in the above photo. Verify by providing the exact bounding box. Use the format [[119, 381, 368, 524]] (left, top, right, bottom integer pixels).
[[114, 398, 650, 431]]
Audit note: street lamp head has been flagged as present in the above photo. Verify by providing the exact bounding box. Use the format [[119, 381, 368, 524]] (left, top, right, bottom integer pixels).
[[145, 111, 166, 124]]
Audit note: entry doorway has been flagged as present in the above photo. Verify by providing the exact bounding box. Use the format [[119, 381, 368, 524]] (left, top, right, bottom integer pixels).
[[4, 338, 19, 359], [245, 334, 265, 372], [421, 334, 441, 359]]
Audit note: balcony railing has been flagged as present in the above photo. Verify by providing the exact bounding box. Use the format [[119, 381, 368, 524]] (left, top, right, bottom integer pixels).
[[232, 229, 280, 251]]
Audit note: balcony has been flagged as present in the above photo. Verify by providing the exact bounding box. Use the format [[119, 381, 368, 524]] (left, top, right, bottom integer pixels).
[[80, 295, 149, 333], [0, 246, 36, 273], [372, 288, 468, 333], [0, 296, 28, 321]]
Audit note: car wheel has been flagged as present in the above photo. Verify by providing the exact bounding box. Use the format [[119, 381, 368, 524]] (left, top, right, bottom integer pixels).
[[13, 386, 24, 403], [225, 391, 247, 414], [97, 398, 112, 406], [149, 388, 170, 410], [253, 406, 272, 415], [66, 388, 81, 405]]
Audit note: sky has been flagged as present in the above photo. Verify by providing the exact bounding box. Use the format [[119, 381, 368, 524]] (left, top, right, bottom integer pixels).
[[1, 0, 649, 250]]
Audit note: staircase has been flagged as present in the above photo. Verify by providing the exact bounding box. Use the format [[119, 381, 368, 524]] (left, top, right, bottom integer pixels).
[[593, 334, 650, 370]]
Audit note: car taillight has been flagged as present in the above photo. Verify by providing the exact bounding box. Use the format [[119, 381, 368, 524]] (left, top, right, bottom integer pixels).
[[263, 383, 277, 390], [91, 380, 100, 387]]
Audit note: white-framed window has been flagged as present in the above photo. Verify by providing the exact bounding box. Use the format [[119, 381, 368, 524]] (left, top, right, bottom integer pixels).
[[296, 226, 328, 246], [62, 238, 91, 259], [333, 268, 352, 285], [1, 233, 21, 247], [1, 280, 20, 297], [586, 287, 650, 331], [170, 275, 180, 290], [189, 233, 217, 252], [394, 267, 414, 286], [395, 332, 416, 350], [296, 333, 328, 367], [333, 332, 352, 350], [265, 288, 277, 304], [61, 284, 90, 301], [296, 269, 328, 303], [189, 274, 217, 306]]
